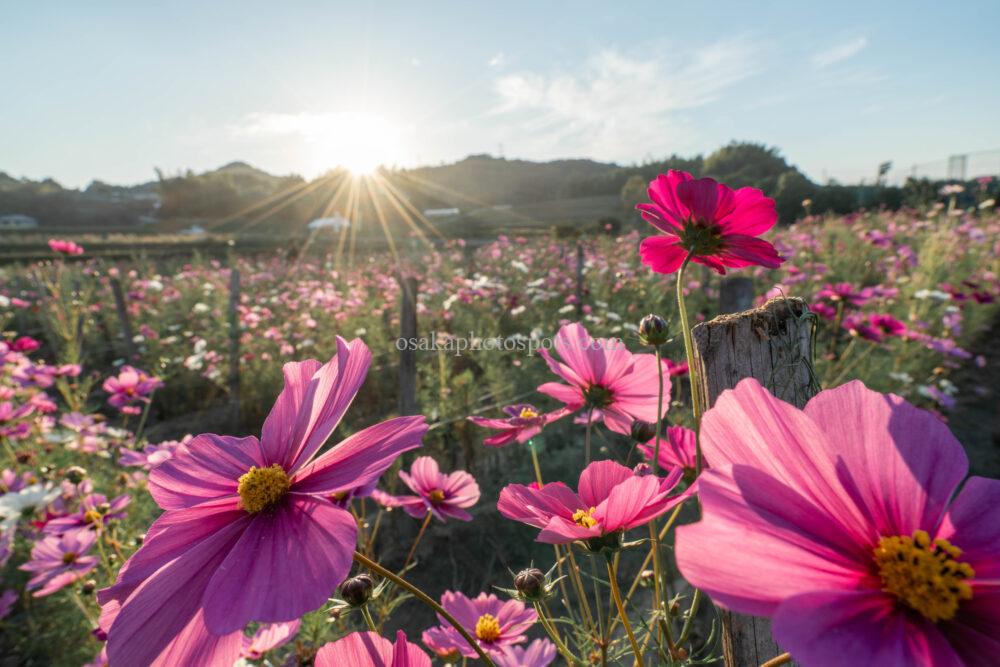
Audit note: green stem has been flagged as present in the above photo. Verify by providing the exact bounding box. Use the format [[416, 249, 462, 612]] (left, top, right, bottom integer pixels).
[[675, 255, 704, 473], [676, 588, 702, 646], [133, 392, 156, 445], [535, 601, 577, 666], [360, 605, 378, 632], [352, 551, 496, 667], [606, 556, 643, 666], [584, 407, 594, 465], [401, 512, 432, 573]]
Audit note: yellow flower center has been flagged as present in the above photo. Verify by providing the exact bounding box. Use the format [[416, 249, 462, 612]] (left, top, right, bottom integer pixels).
[[475, 613, 502, 642], [874, 529, 975, 622], [330, 490, 349, 501], [62, 551, 78, 565], [572, 507, 598, 528], [518, 407, 539, 419], [82, 509, 103, 525], [428, 489, 446, 504], [237, 464, 290, 514]]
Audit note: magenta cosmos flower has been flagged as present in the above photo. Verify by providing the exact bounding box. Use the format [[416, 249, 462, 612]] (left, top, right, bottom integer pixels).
[[498, 459, 689, 548], [97, 338, 427, 666], [676, 379, 1000, 667], [496, 639, 557, 667], [538, 323, 670, 435], [637, 170, 783, 275], [102, 365, 163, 415], [44, 492, 130, 536], [396, 456, 480, 521], [638, 425, 699, 474], [316, 630, 431, 667], [20, 531, 98, 597], [47, 238, 84, 256], [467, 403, 572, 447], [241, 619, 300, 659], [422, 591, 536, 659]]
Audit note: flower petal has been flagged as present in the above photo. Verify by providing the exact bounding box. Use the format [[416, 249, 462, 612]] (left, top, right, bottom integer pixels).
[[578, 460, 633, 508], [701, 379, 873, 545], [201, 496, 356, 633], [804, 380, 968, 538], [639, 236, 688, 275], [147, 434, 263, 510], [315, 631, 394, 667], [291, 416, 426, 495], [936, 476, 1000, 579], [772, 590, 963, 667], [676, 465, 870, 617]]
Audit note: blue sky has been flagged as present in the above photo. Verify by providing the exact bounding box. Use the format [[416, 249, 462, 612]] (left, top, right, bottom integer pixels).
[[3, 1, 999, 188]]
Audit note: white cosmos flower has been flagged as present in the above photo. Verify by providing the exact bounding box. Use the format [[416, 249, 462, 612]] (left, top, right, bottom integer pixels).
[[0, 483, 59, 531]]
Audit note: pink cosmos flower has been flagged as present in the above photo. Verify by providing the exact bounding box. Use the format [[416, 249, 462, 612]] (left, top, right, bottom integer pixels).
[[496, 639, 557, 667], [665, 359, 689, 377], [537, 323, 670, 435], [421, 591, 536, 659], [815, 282, 872, 308], [396, 456, 480, 522], [844, 313, 909, 343], [241, 619, 300, 659], [11, 336, 41, 353], [467, 403, 572, 447], [117, 437, 187, 470], [316, 630, 431, 667], [637, 170, 783, 275], [0, 588, 16, 619], [97, 338, 427, 666], [43, 493, 130, 536], [20, 531, 99, 597], [102, 365, 163, 415], [498, 459, 689, 546], [637, 425, 699, 473], [48, 239, 84, 256], [676, 379, 1000, 667]]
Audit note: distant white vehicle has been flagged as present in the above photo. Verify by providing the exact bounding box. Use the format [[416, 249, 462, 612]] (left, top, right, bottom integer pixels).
[[423, 207, 460, 218], [182, 224, 207, 236], [0, 214, 39, 230], [308, 214, 350, 231]]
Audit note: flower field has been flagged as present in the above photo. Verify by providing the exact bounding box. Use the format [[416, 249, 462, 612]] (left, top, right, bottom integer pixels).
[[1, 180, 998, 666]]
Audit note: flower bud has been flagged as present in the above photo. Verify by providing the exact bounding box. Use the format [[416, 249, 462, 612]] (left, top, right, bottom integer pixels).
[[64, 466, 88, 484], [514, 568, 545, 601], [632, 462, 652, 477], [340, 573, 375, 607], [81, 579, 97, 595], [638, 314, 669, 346], [629, 420, 657, 443]]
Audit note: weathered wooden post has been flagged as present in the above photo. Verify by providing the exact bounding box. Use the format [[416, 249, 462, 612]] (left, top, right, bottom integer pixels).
[[718, 276, 754, 314], [575, 242, 585, 316], [227, 268, 241, 429], [109, 276, 137, 360], [691, 296, 816, 667], [397, 274, 419, 416]]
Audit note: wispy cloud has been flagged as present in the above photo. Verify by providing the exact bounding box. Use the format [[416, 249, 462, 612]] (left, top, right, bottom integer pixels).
[[492, 40, 763, 162], [811, 37, 867, 68], [488, 52, 506, 68]]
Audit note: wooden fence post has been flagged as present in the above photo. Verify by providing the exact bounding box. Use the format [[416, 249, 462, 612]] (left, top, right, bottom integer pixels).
[[398, 274, 419, 416], [227, 268, 241, 428], [691, 296, 816, 667], [109, 276, 137, 360], [575, 242, 585, 316], [718, 276, 754, 314]]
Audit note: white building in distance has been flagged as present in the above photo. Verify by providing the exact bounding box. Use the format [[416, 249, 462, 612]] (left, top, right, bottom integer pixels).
[[307, 214, 350, 231], [0, 214, 39, 230]]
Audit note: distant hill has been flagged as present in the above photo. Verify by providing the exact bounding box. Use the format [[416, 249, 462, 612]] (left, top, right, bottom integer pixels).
[[1, 142, 920, 233]]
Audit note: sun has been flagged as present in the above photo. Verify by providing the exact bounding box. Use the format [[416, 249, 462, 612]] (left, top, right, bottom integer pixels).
[[307, 111, 404, 176]]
